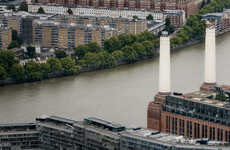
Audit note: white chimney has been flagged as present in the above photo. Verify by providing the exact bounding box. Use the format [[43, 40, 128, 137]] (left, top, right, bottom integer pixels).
[[159, 31, 171, 94], [204, 25, 216, 84]]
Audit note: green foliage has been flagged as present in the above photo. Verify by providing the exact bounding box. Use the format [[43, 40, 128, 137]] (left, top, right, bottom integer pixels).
[[24, 61, 42, 81], [137, 31, 157, 42], [122, 46, 137, 63], [37, 7, 45, 14], [82, 51, 116, 70], [18, 2, 28, 12], [146, 14, 153, 20], [26, 46, 36, 58], [132, 42, 146, 58], [10, 64, 25, 81], [118, 34, 137, 47], [142, 41, 155, 57], [0, 65, 7, 80], [112, 50, 124, 62], [75, 45, 88, 59], [0, 50, 18, 72], [86, 42, 102, 53], [47, 57, 63, 73], [55, 50, 67, 59], [61, 57, 77, 75], [40, 63, 51, 79], [7, 4, 16, 11], [67, 8, 73, 15], [165, 18, 175, 34], [8, 41, 20, 49], [104, 37, 122, 53]]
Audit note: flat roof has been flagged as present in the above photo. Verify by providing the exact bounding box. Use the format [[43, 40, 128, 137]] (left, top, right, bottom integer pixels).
[[169, 85, 230, 109], [85, 117, 125, 129], [36, 115, 77, 125]]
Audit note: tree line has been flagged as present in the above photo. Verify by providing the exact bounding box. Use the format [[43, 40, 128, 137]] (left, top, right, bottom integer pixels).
[[0, 50, 80, 82]]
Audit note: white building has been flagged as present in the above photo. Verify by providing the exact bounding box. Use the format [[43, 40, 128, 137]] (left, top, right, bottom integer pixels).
[[28, 4, 164, 20]]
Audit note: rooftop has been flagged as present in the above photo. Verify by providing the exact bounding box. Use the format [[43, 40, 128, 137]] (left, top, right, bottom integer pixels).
[[122, 128, 229, 150], [170, 85, 230, 109]]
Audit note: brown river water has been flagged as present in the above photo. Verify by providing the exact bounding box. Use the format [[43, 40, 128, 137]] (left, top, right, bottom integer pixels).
[[0, 32, 230, 127]]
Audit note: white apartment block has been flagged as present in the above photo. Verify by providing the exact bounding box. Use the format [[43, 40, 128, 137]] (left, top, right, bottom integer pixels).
[[28, 4, 164, 20]]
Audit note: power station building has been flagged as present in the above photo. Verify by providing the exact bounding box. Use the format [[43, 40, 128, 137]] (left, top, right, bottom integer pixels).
[[147, 24, 230, 142]]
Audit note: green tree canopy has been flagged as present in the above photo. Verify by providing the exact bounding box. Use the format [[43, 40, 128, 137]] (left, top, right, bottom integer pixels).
[[104, 37, 122, 53], [0, 65, 7, 80], [86, 42, 102, 53], [24, 61, 42, 81], [112, 50, 123, 62], [142, 41, 155, 57], [0, 50, 18, 72], [55, 50, 67, 59], [10, 63, 25, 81], [47, 57, 63, 73], [122, 46, 137, 63], [37, 7, 45, 14], [26, 46, 36, 58], [75, 44, 88, 59], [132, 42, 146, 58], [146, 14, 153, 20], [61, 57, 78, 75], [67, 8, 73, 15], [18, 2, 28, 12]]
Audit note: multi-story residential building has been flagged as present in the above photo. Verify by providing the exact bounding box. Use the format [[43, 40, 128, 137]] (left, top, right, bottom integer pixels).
[[33, 0, 204, 18], [0, 115, 228, 150], [163, 9, 185, 28], [0, 26, 12, 50], [0, 123, 40, 149], [33, 20, 118, 49], [28, 4, 165, 20]]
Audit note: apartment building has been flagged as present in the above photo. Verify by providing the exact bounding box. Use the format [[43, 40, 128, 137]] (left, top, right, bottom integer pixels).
[[0, 26, 12, 50], [0, 116, 228, 150], [33, 0, 204, 17], [33, 20, 118, 49], [0, 123, 40, 149]]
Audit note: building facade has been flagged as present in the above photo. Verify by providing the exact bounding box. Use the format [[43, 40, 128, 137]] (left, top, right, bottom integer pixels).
[[32, 0, 204, 18]]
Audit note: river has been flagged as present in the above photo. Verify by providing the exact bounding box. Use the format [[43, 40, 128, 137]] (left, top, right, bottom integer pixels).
[[0, 32, 230, 127]]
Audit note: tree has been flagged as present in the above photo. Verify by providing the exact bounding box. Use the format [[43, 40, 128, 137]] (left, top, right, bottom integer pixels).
[[112, 50, 123, 62], [47, 57, 63, 73], [133, 15, 138, 21], [10, 64, 25, 81], [24, 61, 42, 81], [26, 46, 36, 58], [55, 50, 67, 59], [122, 46, 137, 63], [7, 5, 16, 11], [137, 31, 157, 42], [97, 51, 117, 69], [132, 42, 146, 58], [118, 34, 137, 47], [37, 7, 45, 14], [40, 63, 50, 79], [8, 41, 20, 49], [142, 41, 155, 57], [82, 52, 100, 70], [18, 2, 28, 12], [104, 37, 122, 53], [67, 8, 73, 15], [165, 18, 175, 34], [146, 14, 153, 20], [0, 50, 18, 72], [75, 45, 88, 59], [86, 42, 101, 53], [0, 65, 7, 80], [61, 57, 78, 75]]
